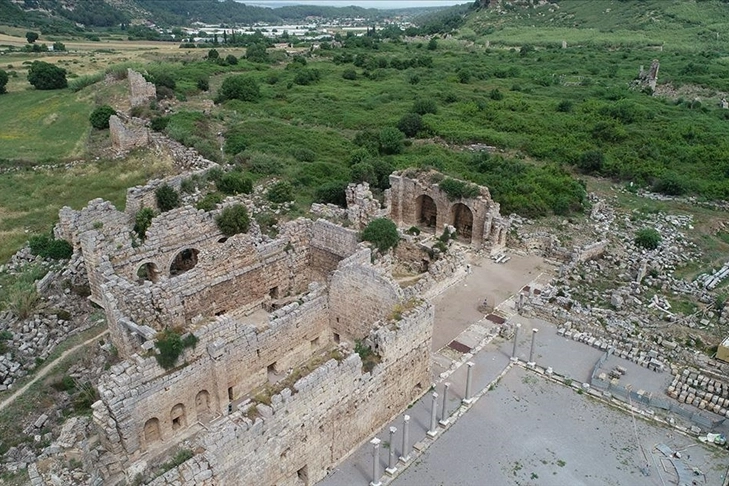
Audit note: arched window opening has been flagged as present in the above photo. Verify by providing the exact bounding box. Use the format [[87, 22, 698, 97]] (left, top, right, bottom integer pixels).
[[415, 195, 437, 231], [170, 248, 200, 277], [170, 403, 186, 431], [136, 262, 159, 284], [143, 417, 161, 448], [451, 203, 474, 243]]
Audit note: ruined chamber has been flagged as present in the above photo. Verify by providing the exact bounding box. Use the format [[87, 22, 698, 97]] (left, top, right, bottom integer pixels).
[[57, 173, 433, 485]]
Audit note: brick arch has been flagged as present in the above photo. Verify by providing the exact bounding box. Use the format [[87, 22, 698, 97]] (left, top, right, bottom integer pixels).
[[136, 261, 160, 284]]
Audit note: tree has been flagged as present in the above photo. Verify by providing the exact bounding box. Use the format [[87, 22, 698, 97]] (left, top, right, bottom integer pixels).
[[397, 112, 424, 137], [267, 181, 294, 203], [378, 127, 404, 155], [247, 43, 269, 63], [207, 48, 219, 60], [26, 31, 39, 44], [635, 228, 661, 250], [89, 105, 117, 130], [216, 204, 250, 236], [361, 218, 399, 253], [0, 69, 7, 95], [576, 150, 605, 174], [427, 37, 438, 50], [27, 61, 67, 90], [155, 184, 180, 212], [52, 41, 66, 52], [225, 54, 238, 66], [215, 75, 260, 103]]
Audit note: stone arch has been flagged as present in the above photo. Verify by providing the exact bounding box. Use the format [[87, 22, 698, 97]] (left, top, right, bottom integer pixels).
[[170, 248, 200, 277], [170, 403, 186, 431], [415, 194, 437, 231], [136, 262, 159, 284], [450, 203, 474, 243], [143, 417, 161, 448], [195, 390, 212, 424]]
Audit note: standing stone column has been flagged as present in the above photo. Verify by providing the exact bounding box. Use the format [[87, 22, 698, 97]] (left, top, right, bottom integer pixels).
[[427, 392, 439, 437], [386, 426, 398, 475], [529, 328, 539, 366], [370, 438, 382, 486], [399, 415, 411, 463], [463, 362, 475, 404], [439, 382, 451, 426], [511, 323, 521, 360]]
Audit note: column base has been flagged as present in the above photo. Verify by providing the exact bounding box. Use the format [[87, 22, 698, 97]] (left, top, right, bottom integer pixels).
[[527, 361, 536, 368], [462, 398, 474, 405], [370, 482, 382, 486], [385, 467, 398, 476], [438, 419, 449, 427], [398, 455, 411, 464], [426, 429, 438, 438], [510, 356, 519, 363]]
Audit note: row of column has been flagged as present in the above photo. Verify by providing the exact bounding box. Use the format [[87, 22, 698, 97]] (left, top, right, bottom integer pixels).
[[369, 363, 475, 486], [511, 323, 539, 365]]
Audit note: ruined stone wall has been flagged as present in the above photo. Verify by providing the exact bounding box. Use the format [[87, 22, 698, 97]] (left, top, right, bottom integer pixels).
[[388, 171, 507, 248], [189, 303, 432, 486], [308, 219, 361, 279], [124, 168, 210, 216], [128, 69, 156, 107], [95, 288, 332, 459], [345, 182, 384, 229], [329, 249, 403, 341], [109, 115, 149, 151]]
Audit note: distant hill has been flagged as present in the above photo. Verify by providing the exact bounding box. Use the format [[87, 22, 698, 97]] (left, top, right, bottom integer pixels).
[[0, 0, 409, 30]]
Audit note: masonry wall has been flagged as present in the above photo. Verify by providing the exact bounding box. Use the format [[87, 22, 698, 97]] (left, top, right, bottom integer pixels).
[[189, 303, 433, 486], [96, 288, 332, 459]]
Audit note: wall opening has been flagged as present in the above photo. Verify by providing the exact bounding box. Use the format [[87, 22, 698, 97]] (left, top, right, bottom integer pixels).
[[333, 333, 340, 344], [136, 262, 159, 284], [228, 386, 234, 401], [450, 203, 474, 243], [415, 195, 437, 231], [170, 248, 200, 277], [310, 337, 320, 347], [297, 465, 309, 485], [217, 237, 228, 243], [143, 417, 161, 448], [269, 286, 280, 299], [267, 361, 277, 374], [170, 403, 186, 431], [195, 390, 211, 424]]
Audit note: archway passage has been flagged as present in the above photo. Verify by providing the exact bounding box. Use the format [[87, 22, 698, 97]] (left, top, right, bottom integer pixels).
[[136, 262, 159, 283], [170, 403, 186, 431], [143, 417, 161, 448], [170, 248, 200, 277], [195, 390, 211, 424], [451, 203, 474, 243], [415, 195, 437, 232]]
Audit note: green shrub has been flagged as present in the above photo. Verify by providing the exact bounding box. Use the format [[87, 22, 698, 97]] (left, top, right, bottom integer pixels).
[[28, 61, 67, 90], [292, 147, 316, 163], [267, 181, 294, 203], [635, 228, 661, 250], [155, 329, 197, 370], [28, 234, 73, 259], [150, 116, 170, 132], [225, 54, 238, 66], [155, 184, 180, 212], [412, 98, 437, 115], [216, 204, 250, 236], [2, 281, 40, 319], [196, 192, 224, 211], [342, 68, 357, 80], [224, 131, 247, 155], [68, 72, 104, 92], [351, 162, 377, 185], [652, 174, 686, 196], [406, 226, 421, 235], [489, 88, 503, 100], [133, 208, 156, 240], [216, 75, 260, 103], [556, 100, 573, 112], [89, 105, 116, 130], [196, 77, 209, 91], [293, 68, 321, 86], [315, 181, 348, 207], [0, 69, 7, 94], [361, 218, 399, 253], [576, 150, 605, 174], [397, 112, 424, 137], [152, 72, 176, 90], [439, 178, 480, 201], [379, 127, 404, 155], [217, 172, 252, 195]]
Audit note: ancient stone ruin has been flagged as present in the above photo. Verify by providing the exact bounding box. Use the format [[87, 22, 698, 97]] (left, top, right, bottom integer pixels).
[[127, 69, 156, 108], [109, 115, 149, 151], [635, 59, 660, 91], [388, 169, 509, 248]]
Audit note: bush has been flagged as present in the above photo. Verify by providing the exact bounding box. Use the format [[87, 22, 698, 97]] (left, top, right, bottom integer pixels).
[[153, 72, 176, 90], [635, 228, 661, 250], [361, 218, 399, 253], [28, 234, 73, 259], [27, 61, 67, 90], [351, 162, 376, 186], [576, 150, 605, 174], [150, 116, 170, 132], [155, 329, 197, 370], [26, 31, 39, 44], [292, 147, 316, 162], [439, 178, 480, 200], [224, 131, 247, 155], [315, 181, 348, 207], [216, 204, 250, 236], [293, 68, 321, 86], [133, 208, 156, 240], [89, 105, 116, 130], [267, 181, 294, 204], [556, 100, 573, 112], [652, 174, 686, 196], [489, 88, 503, 100], [207, 48, 219, 60], [196, 192, 224, 211], [247, 43, 269, 63], [342, 68, 357, 80], [217, 172, 252, 195], [155, 184, 180, 212], [412, 98, 437, 115], [397, 112, 424, 137], [196, 77, 209, 91], [225, 54, 238, 66], [215, 75, 260, 103], [379, 127, 404, 155], [0, 69, 7, 94]]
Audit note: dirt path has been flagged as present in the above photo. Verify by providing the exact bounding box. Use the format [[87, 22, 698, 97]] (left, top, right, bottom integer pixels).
[[0, 329, 109, 413]]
